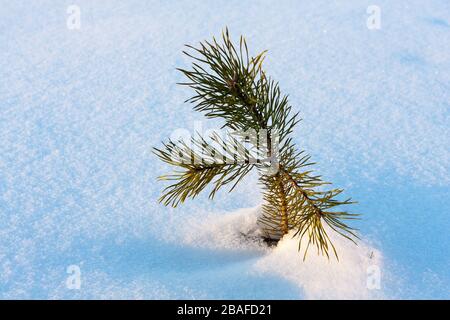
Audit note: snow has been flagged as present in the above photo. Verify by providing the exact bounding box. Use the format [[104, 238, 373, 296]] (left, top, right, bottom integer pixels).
[[0, 0, 449, 299], [255, 226, 384, 300]]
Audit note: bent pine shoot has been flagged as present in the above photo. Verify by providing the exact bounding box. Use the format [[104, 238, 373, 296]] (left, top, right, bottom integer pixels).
[[154, 29, 359, 260]]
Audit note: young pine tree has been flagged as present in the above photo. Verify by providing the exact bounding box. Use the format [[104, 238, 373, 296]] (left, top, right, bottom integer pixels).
[[153, 29, 359, 260]]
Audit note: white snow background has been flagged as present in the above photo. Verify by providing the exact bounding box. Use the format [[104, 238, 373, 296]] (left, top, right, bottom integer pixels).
[[0, 0, 449, 299]]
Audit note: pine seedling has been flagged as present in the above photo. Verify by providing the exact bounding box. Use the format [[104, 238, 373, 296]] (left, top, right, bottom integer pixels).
[[153, 29, 359, 260]]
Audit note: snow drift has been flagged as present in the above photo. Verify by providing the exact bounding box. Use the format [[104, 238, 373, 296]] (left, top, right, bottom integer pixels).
[[163, 206, 384, 299]]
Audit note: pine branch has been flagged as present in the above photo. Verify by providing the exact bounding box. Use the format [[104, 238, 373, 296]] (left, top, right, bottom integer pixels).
[[178, 29, 267, 131], [154, 28, 360, 260], [259, 141, 359, 259], [153, 133, 255, 206]]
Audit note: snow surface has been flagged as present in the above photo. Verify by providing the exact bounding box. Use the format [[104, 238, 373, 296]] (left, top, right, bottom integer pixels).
[[0, 0, 449, 299]]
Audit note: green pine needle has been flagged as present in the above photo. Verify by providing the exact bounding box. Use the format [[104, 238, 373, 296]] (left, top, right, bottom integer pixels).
[[153, 28, 359, 260]]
